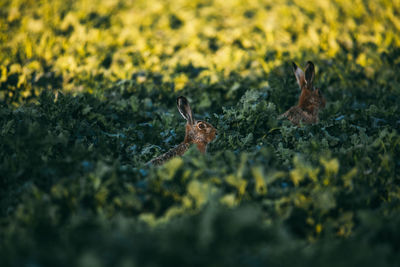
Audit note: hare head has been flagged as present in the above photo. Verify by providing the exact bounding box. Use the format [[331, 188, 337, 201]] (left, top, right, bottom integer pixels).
[[293, 61, 326, 114], [278, 61, 326, 125], [177, 96, 217, 153]]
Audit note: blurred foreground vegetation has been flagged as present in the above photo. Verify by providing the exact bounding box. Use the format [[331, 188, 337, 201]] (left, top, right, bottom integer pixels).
[[1, 0, 400, 266]]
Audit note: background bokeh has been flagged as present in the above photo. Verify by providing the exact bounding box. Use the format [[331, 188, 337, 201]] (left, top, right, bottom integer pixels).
[[1, 0, 400, 266]]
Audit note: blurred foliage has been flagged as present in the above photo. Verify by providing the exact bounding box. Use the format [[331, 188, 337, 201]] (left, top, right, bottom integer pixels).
[[1, 0, 400, 266]]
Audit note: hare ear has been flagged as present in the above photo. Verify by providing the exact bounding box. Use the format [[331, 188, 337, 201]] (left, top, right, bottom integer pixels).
[[304, 61, 315, 89], [292, 62, 305, 89], [177, 96, 194, 125]]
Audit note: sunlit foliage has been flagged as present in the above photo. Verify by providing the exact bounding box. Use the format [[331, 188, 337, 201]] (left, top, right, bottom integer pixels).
[[1, 0, 400, 266]]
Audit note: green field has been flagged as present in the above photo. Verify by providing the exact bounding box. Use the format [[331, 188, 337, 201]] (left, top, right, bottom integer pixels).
[[1, 0, 400, 266]]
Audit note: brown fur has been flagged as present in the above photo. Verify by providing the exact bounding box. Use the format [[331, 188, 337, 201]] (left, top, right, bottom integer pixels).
[[279, 61, 326, 126], [148, 143, 190, 166], [148, 97, 217, 166]]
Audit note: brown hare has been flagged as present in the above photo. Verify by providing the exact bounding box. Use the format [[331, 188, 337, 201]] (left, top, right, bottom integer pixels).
[[148, 96, 217, 165], [279, 61, 326, 125]]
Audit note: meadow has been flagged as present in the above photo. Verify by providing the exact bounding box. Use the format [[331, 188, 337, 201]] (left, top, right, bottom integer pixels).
[[1, 0, 400, 266]]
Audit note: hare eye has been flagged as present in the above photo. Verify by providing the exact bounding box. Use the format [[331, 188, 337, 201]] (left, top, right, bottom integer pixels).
[[198, 122, 205, 129]]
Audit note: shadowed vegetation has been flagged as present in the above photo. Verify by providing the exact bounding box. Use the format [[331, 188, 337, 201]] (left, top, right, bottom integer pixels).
[[1, 0, 400, 266]]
